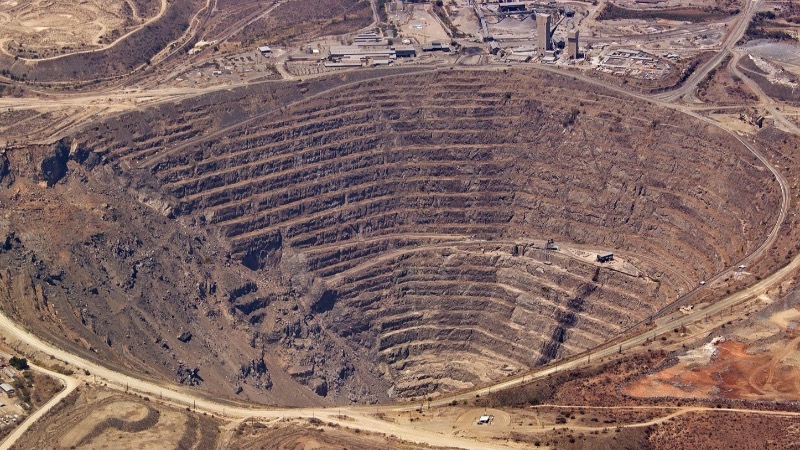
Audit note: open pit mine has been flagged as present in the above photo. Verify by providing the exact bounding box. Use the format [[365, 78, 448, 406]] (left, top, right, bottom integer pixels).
[[0, 69, 779, 406]]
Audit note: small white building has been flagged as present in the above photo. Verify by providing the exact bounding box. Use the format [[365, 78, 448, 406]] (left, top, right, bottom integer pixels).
[[0, 383, 14, 395], [258, 46, 273, 56]]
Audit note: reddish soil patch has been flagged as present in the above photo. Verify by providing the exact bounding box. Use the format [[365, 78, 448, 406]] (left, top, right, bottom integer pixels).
[[625, 339, 800, 401]]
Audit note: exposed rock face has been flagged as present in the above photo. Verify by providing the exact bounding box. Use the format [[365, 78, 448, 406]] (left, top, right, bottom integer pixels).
[[177, 365, 203, 386], [4, 70, 780, 403], [0, 151, 12, 188], [40, 141, 70, 186], [238, 358, 272, 390]]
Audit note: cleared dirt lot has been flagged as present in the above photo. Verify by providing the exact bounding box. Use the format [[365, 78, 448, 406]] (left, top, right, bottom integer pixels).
[[11, 387, 219, 449], [0, 0, 162, 59]]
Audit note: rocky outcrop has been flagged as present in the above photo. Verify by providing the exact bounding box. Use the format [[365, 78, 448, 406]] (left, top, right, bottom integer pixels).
[[177, 365, 203, 386], [0, 151, 13, 188], [40, 140, 70, 186], [238, 357, 272, 390]]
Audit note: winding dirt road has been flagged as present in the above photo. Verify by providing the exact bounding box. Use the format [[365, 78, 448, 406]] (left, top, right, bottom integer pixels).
[[0, 364, 77, 450]]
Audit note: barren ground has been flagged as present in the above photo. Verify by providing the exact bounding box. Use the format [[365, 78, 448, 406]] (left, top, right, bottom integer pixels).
[[0, 0, 162, 59], [10, 386, 220, 449]]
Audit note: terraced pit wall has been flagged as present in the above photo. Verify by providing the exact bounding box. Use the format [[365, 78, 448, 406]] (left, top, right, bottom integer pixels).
[[61, 69, 780, 400]]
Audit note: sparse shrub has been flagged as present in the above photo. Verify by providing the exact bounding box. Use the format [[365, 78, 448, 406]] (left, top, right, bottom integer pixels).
[[562, 108, 580, 127], [9, 357, 28, 370]]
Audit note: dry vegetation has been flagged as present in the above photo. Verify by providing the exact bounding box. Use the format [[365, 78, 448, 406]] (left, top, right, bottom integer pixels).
[[597, 4, 739, 23], [234, 0, 374, 47], [0, 0, 378, 86], [497, 409, 800, 450], [584, 52, 714, 94], [1, 1, 799, 449], [736, 56, 800, 104], [0, 366, 62, 442], [476, 351, 674, 409], [697, 61, 759, 105], [459, 344, 800, 448], [625, 299, 800, 403], [649, 411, 800, 449], [229, 418, 451, 450], [742, 9, 800, 43], [746, 126, 800, 275]]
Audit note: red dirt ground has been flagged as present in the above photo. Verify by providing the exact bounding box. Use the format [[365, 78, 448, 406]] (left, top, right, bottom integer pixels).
[[624, 336, 800, 401]]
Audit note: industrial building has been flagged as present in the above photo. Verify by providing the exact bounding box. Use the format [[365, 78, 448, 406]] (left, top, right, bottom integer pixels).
[[353, 32, 382, 45], [597, 252, 614, 263], [0, 383, 13, 395], [498, 2, 526, 13], [326, 45, 398, 68], [596, 48, 670, 79], [567, 30, 579, 59], [324, 60, 368, 68], [541, 50, 557, 64], [536, 14, 552, 56], [511, 45, 537, 56], [329, 46, 396, 60], [393, 45, 417, 58], [422, 41, 450, 52], [324, 38, 421, 69]]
